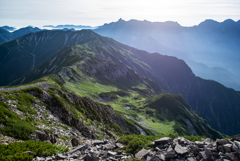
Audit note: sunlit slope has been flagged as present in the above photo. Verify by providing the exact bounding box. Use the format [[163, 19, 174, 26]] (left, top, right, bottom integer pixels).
[[3, 29, 240, 136], [9, 42, 223, 138]]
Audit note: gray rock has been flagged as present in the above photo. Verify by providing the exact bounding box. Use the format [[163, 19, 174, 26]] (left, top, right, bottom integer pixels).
[[56, 154, 67, 159], [232, 144, 240, 154], [45, 157, 52, 161], [199, 151, 207, 160], [150, 156, 161, 161], [102, 143, 116, 150], [195, 141, 204, 148], [107, 151, 117, 156], [116, 142, 124, 148], [165, 147, 176, 159], [154, 137, 172, 146], [218, 145, 225, 153], [187, 157, 196, 161], [219, 152, 225, 156], [135, 148, 150, 159], [223, 144, 232, 153], [212, 152, 219, 157], [234, 141, 240, 149], [225, 153, 239, 161], [35, 157, 45, 161], [216, 139, 228, 146], [93, 140, 106, 146], [68, 153, 79, 159], [204, 148, 213, 160], [68, 144, 87, 154], [108, 157, 118, 161], [202, 138, 211, 143], [205, 143, 213, 149], [84, 154, 99, 161], [71, 137, 81, 147], [174, 143, 189, 155], [190, 145, 200, 156]]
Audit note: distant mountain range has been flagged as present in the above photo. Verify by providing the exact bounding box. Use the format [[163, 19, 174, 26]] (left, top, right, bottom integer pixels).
[[1, 29, 240, 136], [43, 24, 96, 30], [94, 18, 240, 91], [0, 25, 96, 44], [0, 27, 41, 43], [0, 25, 16, 31]]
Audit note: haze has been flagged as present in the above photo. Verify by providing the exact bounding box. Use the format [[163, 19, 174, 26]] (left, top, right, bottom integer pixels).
[[1, 0, 240, 28]]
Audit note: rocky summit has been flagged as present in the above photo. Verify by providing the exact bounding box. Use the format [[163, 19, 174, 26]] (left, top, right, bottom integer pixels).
[[3, 135, 239, 161]]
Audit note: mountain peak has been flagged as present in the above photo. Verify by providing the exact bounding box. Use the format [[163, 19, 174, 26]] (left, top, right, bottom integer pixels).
[[118, 18, 124, 22]]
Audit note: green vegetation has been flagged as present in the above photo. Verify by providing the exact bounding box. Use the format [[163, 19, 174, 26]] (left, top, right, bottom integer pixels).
[[0, 140, 69, 161], [0, 100, 36, 140], [99, 90, 130, 100], [118, 135, 159, 154], [118, 134, 208, 155]]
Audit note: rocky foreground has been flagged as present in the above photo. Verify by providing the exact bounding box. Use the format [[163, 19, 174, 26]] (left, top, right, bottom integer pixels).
[[29, 135, 240, 161]]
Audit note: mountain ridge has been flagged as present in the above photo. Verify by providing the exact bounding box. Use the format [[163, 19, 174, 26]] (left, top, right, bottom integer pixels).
[[94, 18, 240, 91], [2, 29, 240, 136]]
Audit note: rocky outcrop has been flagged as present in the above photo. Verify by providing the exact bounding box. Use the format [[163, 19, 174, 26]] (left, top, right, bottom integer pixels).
[[32, 135, 240, 161], [144, 136, 240, 161], [34, 139, 133, 161]]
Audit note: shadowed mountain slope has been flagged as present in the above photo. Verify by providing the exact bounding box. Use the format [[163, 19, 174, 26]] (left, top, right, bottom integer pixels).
[[1, 30, 240, 136]]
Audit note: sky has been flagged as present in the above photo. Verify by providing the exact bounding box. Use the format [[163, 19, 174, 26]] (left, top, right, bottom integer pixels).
[[0, 0, 240, 28]]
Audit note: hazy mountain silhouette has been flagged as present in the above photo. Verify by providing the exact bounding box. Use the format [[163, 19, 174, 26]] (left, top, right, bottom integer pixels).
[[94, 18, 240, 90]]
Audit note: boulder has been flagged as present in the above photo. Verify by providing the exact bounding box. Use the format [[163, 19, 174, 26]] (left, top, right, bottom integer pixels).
[[216, 139, 227, 146], [71, 137, 81, 147], [174, 143, 189, 155], [202, 138, 211, 143], [102, 143, 116, 150], [165, 147, 176, 159], [195, 141, 204, 148], [93, 140, 106, 146], [84, 154, 99, 161], [116, 142, 124, 148], [234, 141, 240, 149], [190, 145, 200, 156], [225, 153, 239, 161], [35, 157, 45, 161], [218, 145, 225, 153], [187, 157, 196, 161], [135, 148, 150, 159], [45, 157, 52, 161], [232, 144, 240, 154], [223, 144, 232, 153], [205, 143, 213, 149], [150, 156, 161, 161], [56, 154, 67, 160], [199, 151, 208, 160], [154, 137, 172, 146], [68, 144, 87, 154], [107, 151, 117, 156], [204, 148, 213, 160]]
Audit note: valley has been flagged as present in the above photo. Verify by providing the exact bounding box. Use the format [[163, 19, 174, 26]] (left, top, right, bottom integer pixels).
[[0, 21, 240, 161]]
